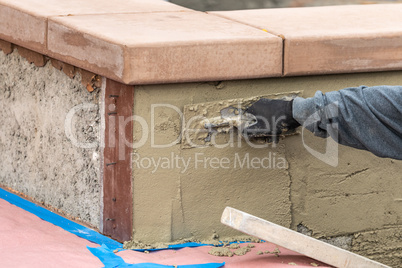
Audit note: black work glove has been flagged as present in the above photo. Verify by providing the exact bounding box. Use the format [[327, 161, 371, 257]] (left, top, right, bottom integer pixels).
[[242, 98, 300, 139]]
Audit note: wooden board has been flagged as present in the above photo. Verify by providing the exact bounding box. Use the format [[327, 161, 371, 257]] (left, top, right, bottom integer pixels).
[[102, 79, 134, 242], [221, 207, 390, 268]]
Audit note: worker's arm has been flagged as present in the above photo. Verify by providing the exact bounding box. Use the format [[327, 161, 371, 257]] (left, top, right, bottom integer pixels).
[[244, 86, 402, 160], [293, 85, 402, 160]]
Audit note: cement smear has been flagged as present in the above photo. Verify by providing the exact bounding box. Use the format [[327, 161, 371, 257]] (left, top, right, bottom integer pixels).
[[0, 49, 101, 227]]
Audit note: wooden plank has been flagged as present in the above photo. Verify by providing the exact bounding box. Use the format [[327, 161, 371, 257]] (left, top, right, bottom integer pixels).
[[102, 79, 134, 242], [221, 207, 390, 268]]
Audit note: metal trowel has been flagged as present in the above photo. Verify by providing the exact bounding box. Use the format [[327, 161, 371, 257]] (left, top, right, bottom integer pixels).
[[181, 91, 302, 148], [202, 106, 258, 142], [203, 106, 257, 132]]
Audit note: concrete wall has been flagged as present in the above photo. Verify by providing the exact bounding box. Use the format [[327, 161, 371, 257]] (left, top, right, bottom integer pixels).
[[0, 49, 102, 228], [169, 0, 398, 11], [132, 73, 402, 266]]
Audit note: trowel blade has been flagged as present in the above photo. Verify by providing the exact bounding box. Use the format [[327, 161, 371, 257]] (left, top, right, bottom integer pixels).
[[182, 91, 302, 149], [203, 106, 257, 131]]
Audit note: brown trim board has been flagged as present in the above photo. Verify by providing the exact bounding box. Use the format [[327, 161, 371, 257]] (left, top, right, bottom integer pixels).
[[102, 79, 134, 242]]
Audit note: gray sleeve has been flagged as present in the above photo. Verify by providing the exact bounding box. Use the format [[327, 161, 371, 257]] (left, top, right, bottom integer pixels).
[[292, 85, 402, 160]]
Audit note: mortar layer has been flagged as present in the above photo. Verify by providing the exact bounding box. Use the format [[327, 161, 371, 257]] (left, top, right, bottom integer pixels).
[[351, 226, 402, 267], [0, 49, 101, 227], [133, 72, 402, 265]]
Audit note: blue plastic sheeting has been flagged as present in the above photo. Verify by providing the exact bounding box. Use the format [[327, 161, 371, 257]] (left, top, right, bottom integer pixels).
[[0, 187, 122, 250], [88, 244, 225, 268], [88, 244, 126, 268], [0, 187, 224, 268]]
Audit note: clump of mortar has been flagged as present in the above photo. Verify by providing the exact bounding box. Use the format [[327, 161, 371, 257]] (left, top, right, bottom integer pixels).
[[208, 247, 234, 257], [227, 243, 240, 249], [208, 244, 253, 257], [206, 235, 262, 258]]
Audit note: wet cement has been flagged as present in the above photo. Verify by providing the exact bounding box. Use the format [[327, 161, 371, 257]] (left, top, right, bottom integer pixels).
[[132, 73, 402, 266]]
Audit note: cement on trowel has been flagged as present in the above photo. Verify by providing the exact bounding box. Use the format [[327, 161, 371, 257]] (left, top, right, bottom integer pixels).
[[182, 91, 302, 148]]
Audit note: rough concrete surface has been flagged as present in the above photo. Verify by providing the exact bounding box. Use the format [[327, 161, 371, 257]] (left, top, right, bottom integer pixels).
[[351, 227, 402, 267], [0, 48, 101, 227], [133, 72, 402, 266]]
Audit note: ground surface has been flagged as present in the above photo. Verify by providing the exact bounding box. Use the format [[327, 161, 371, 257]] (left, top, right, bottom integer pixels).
[[0, 193, 332, 268], [0, 197, 102, 267]]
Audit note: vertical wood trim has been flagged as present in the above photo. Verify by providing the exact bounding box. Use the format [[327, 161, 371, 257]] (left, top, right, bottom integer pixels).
[[102, 79, 134, 242]]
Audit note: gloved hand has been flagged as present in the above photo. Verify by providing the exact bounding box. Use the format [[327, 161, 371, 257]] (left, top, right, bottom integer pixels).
[[242, 98, 300, 139]]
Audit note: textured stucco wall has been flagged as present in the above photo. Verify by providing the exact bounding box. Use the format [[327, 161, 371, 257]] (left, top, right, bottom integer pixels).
[[0, 48, 101, 227], [133, 72, 402, 266]]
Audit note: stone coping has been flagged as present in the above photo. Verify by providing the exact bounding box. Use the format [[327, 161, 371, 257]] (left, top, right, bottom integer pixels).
[[1, 1, 402, 84]]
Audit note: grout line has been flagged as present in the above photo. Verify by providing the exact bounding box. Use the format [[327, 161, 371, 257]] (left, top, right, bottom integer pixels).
[[44, 18, 48, 51], [207, 12, 279, 34], [207, 12, 287, 76], [280, 34, 285, 76]]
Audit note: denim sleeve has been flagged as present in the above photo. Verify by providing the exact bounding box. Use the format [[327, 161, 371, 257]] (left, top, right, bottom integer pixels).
[[292, 85, 402, 160]]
